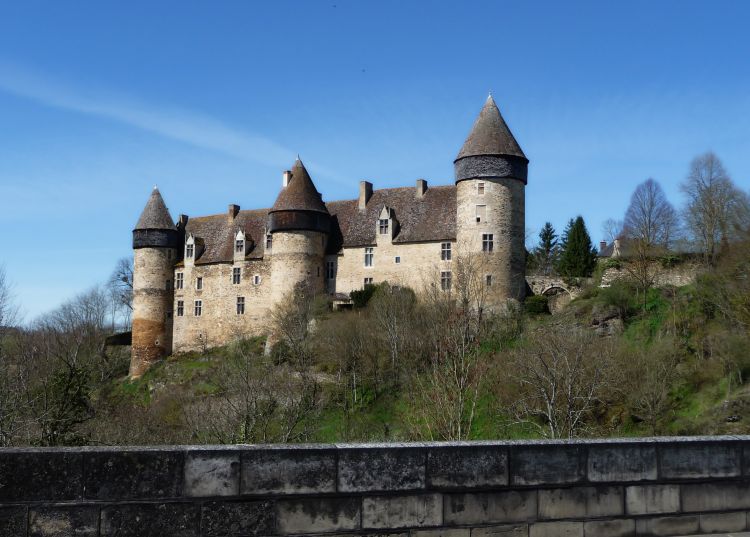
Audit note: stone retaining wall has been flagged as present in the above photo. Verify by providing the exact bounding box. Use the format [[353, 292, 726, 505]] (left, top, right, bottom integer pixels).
[[3, 437, 750, 536]]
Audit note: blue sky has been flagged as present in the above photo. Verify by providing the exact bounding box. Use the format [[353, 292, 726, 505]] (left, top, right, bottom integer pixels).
[[1, 1, 749, 320]]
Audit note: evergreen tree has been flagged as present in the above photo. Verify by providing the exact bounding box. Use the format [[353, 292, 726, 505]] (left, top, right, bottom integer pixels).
[[557, 216, 598, 277], [533, 222, 559, 275]]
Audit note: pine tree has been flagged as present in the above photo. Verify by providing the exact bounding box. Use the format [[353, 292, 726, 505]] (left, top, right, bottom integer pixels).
[[557, 216, 598, 277], [533, 222, 559, 275]]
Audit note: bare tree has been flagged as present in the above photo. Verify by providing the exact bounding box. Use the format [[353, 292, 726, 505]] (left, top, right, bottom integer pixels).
[[108, 257, 134, 328], [504, 328, 615, 439], [601, 218, 624, 245], [624, 178, 678, 249], [370, 283, 417, 372], [681, 153, 750, 264], [0, 265, 20, 358]]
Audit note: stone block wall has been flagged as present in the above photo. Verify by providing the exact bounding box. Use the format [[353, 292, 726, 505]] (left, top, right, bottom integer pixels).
[[4, 438, 750, 536]]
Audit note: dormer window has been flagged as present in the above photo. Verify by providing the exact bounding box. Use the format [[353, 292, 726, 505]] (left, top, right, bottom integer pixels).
[[235, 239, 244, 253], [379, 219, 389, 235], [186, 244, 194, 258]]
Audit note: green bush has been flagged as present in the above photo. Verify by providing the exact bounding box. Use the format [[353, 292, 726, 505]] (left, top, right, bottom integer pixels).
[[350, 283, 380, 308], [599, 281, 636, 319], [524, 295, 550, 315]]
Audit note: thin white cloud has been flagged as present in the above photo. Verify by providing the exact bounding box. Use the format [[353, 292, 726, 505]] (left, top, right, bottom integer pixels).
[[0, 63, 343, 181]]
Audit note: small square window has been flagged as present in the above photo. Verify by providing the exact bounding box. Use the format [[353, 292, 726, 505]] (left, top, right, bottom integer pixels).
[[196, 277, 203, 290], [441, 271, 452, 291], [253, 274, 261, 285], [236, 296, 245, 315], [194, 300, 202, 316], [395, 256, 401, 264], [176, 300, 184, 317], [441, 242, 452, 261], [364, 277, 374, 286], [232, 267, 241, 284], [486, 274, 493, 286]]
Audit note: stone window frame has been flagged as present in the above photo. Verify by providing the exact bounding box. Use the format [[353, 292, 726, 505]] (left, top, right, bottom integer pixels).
[[476, 204, 487, 223], [194, 300, 202, 316], [176, 300, 184, 317], [394, 256, 401, 264], [325, 260, 335, 280], [235, 239, 244, 254], [477, 182, 485, 195], [186, 243, 194, 258], [441, 271, 452, 291], [364, 247, 374, 268], [236, 296, 245, 315], [378, 219, 389, 235], [196, 277, 203, 290], [441, 242, 452, 261], [232, 267, 241, 285], [175, 272, 184, 289], [253, 274, 262, 285], [486, 274, 493, 286], [482, 233, 494, 252], [364, 277, 374, 286]]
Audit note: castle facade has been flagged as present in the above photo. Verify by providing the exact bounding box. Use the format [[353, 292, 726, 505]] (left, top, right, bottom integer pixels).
[[129, 96, 528, 377]]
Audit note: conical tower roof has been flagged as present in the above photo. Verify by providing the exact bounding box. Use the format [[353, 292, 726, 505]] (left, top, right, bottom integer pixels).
[[455, 95, 526, 161], [134, 187, 176, 230], [270, 158, 329, 214]]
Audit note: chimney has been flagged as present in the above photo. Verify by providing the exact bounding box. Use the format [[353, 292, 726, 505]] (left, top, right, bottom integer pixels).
[[177, 214, 189, 229], [228, 204, 240, 220], [416, 178, 428, 198], [359, 181, 373, 211], [282, 170, 292, 187], [599, 240, 607, 252]]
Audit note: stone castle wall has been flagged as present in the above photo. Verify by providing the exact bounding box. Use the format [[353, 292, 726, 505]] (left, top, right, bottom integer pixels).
[[131, 247, 175, 377], [601, 259, 704, 289], [172, 258, 273, 353], [4, 437, 750, 536], [456, 178, 526, 303]]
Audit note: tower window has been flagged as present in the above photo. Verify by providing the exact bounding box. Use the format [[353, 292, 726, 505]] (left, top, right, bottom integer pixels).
[[236, 296, 245, 315], [441, 242, 452, 261], [235, 239, 244, 253], [266, 234, 273, 250], [175, 273, 184, 289], [477, 182, 485, 195], [364, 247, 374, 267], [486, 274, 493, 286], [196, 277, 203, 290], [482, 233, 494, 252], [176, 300, 184, 317], [232, 267, 241, 284], [379, 219, 389, 235], [186, 244, 194, 258], [326, 260, 335, 279], [166, 279, 171, 291], [364, 277, 374, 286], [441, 271, 452, 291], [476, 205, 487, 223], [395, 256, 401, 264], [253, 274, 261, 285], [194, 300, 202, 316]]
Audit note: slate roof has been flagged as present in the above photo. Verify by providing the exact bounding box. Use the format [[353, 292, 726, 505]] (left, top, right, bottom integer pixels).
[[270, 158, 329, 215], [134, 187, 176, 230], [455, 95, 526, 161], [183, 184, 457, 264]]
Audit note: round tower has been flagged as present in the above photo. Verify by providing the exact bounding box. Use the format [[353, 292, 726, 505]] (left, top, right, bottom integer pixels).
[[454, 95, 528, 303], [130, 187, 178, 378], [268, 158, 330, 304]]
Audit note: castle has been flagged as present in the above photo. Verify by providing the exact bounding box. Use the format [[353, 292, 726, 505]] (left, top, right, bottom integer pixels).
[[129, 96, 528, 377]]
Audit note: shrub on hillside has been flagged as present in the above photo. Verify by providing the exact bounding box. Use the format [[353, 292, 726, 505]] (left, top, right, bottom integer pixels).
[[524, 295, 550, 315], [350, 283, 380, 308], [598, 280, 636, 319]]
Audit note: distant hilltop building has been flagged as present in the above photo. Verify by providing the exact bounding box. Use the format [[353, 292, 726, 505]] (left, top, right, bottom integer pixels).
[[129, 96, 528, 377]]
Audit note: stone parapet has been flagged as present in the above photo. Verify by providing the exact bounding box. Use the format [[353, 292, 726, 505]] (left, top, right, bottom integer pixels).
[[3, 437, 750, 535]]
